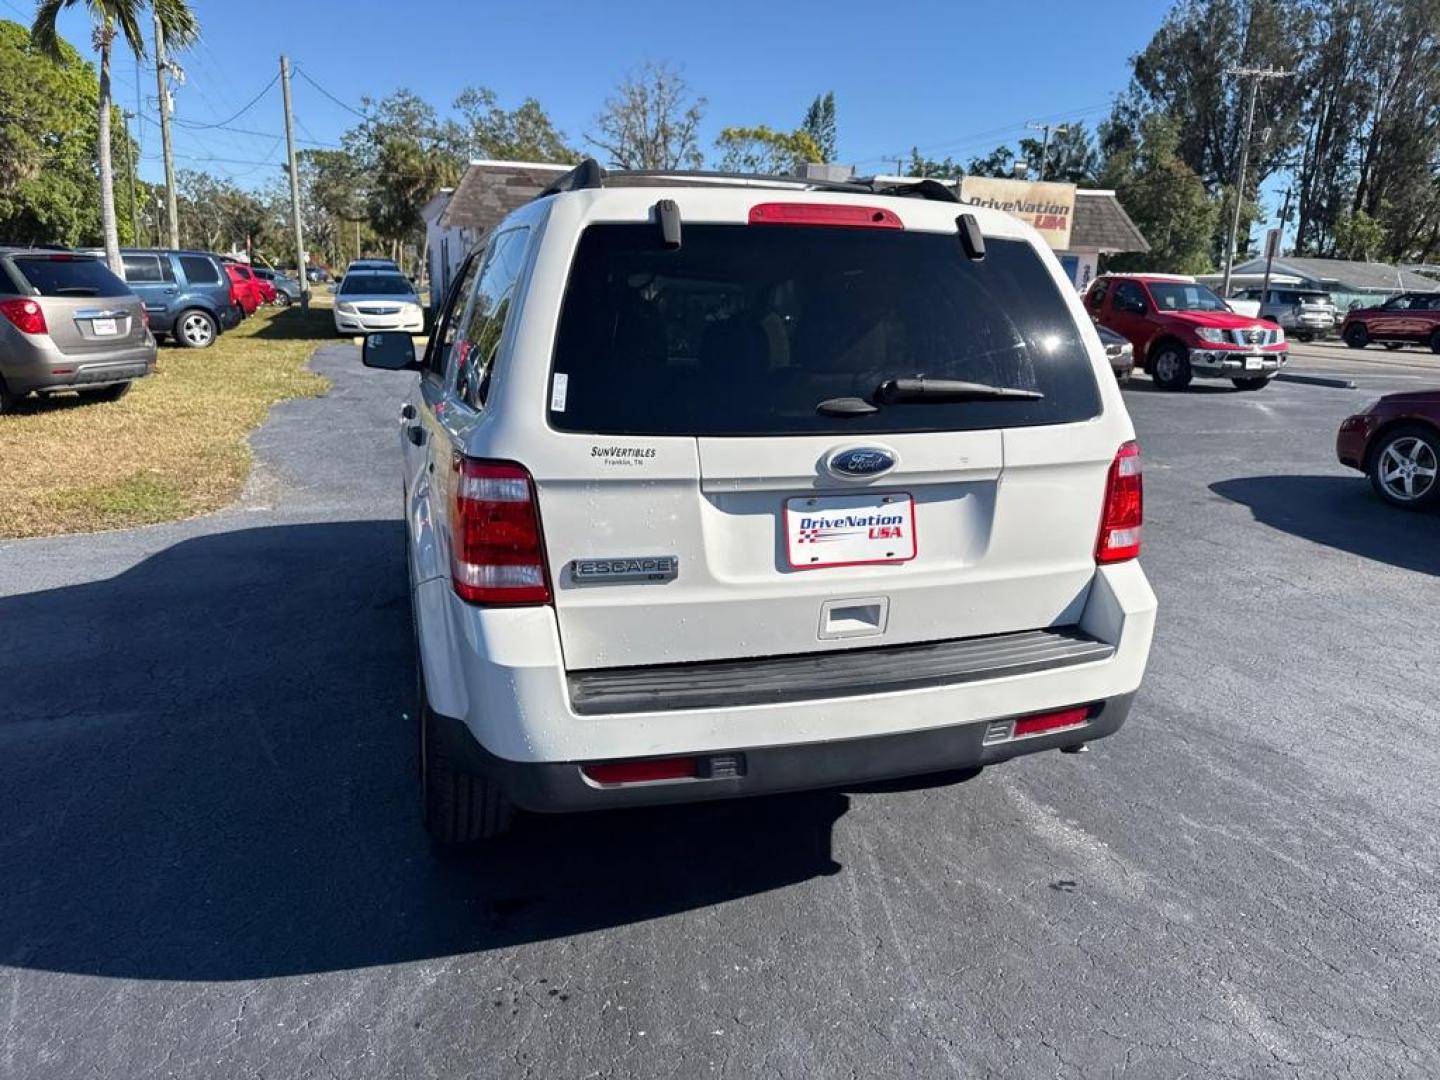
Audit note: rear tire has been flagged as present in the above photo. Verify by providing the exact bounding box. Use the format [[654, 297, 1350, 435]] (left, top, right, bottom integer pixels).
[[1367, 423, 1440, 510], [1231, 376, 1270, 391], [0, 377, 18, 414], [80, 381, 131, 403], [1150, 343, 1192, 391], [1343, 324, 1369, 349], [175, 308, 217, 349], [275, 292, 292, 308], [1430, 329, 1440, 355]]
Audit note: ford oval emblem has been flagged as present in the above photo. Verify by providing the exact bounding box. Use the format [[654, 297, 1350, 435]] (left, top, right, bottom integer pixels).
[[828, 446, 898, 479]]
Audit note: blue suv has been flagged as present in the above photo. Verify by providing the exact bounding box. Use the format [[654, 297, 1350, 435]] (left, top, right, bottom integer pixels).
[[113, 249, 243, 348]]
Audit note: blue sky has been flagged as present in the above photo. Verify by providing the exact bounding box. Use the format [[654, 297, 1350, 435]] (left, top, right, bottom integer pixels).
[[27, 0, 1266, 208]]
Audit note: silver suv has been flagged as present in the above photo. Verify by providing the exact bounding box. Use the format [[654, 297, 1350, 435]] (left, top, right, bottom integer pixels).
[[0, 248, 155, 412]]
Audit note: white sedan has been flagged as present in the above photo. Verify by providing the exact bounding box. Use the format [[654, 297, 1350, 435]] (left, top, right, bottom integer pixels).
[[333, 272, 424, 335]]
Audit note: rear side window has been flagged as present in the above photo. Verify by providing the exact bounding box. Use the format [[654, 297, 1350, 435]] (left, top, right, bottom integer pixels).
[[455, 228, 529, 409], [122, 254, 170, 283], [178, 255, 221, 286], [10, 256, 129, 298], [549, 224, 1100, 436]]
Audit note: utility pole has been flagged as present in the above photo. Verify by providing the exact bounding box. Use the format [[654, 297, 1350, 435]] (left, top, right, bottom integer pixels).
[[152, 11, 179, 249], [1026, 121, 1068, 182], [122, 110, 140, 244], [1220, 67, 1293, 296], [280, 55, 309, 310], [1258, 186, 1293, 302]]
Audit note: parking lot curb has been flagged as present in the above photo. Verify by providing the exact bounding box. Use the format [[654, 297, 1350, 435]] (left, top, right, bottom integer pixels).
[[1276, 372, 1357, 390]]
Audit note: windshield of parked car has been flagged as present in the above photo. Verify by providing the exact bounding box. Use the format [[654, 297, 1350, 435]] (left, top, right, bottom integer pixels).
[[1146, 281, 1230, 312], [8, 255, 130, 298], [549, 224, 1101, 436], [340, 273, 413, 297]]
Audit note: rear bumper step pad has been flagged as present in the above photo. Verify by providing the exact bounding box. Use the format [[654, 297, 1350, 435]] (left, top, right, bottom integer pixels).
[[568, 626, 1115, 715]]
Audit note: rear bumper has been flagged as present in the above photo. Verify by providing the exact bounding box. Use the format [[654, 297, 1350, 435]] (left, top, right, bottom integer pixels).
[[413, 558, 1157, 786], [434, 692, 1135, 813], [3, 338, 156, 394], [1188, 347, 1287, 378]]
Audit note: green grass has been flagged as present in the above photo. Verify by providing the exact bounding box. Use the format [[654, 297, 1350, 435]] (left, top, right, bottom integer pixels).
[[0, 305, 332, 538]]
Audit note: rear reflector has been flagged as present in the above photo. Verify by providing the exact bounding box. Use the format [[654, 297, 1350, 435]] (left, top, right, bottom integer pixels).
[[1012, 706, 1091, 738], [1095, 440, 1142, 563], [749, 202, 903, 229], [0, 297, 47, 336], [449, 457, 552, 605], [583, 757, 698, 785]]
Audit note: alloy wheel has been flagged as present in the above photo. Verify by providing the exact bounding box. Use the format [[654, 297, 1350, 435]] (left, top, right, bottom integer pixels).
[[1377, 436, 1438, 503], [182, 312, 214, 347]]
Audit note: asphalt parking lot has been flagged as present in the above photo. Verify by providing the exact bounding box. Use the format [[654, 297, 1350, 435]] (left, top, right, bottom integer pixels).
[[3, 344, 1438, 1079]]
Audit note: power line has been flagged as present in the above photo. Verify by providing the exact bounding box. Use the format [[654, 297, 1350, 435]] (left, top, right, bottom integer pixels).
[[294, 68, 367, 119], [178, 72, 279, 130], [854, 100, 1114, 167], [171, 116, 338, 147]]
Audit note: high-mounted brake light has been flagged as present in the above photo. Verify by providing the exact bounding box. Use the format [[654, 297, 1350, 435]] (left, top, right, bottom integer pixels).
[[749, 202, 903, 229], [1096, 441, 1142, 563], [449, 458, 552, 605], [0, 297, 47, 336]]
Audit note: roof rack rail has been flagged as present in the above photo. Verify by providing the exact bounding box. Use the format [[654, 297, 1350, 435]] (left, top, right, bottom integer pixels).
[[533, 158, 962, 204]]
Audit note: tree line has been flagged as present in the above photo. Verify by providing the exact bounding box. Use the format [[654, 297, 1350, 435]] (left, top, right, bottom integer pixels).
[[3, 0, 1437, 276]]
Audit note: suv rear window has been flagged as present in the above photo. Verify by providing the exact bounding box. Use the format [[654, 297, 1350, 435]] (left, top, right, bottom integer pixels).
[[9, 256, 129, 298], [549, 225, 1101, 436]]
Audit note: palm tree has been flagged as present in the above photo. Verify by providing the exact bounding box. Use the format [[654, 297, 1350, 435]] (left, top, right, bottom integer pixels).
[[32, 0, 198, 276]]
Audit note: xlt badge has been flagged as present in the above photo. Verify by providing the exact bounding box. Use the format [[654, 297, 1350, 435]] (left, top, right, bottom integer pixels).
[[572, 555, 679, 584]]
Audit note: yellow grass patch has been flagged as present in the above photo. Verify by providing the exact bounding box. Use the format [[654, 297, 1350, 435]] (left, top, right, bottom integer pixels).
[[0, 306, 331, 538]]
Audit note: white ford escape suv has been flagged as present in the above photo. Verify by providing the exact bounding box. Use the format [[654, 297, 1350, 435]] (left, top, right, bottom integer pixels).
[[361, 161, 1157, 844]]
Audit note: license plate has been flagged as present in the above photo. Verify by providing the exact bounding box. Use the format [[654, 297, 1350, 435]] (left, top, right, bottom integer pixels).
[[785, 492, 917, 569], [91, 317, 118, 336], [1245, 356, 1263, 370]]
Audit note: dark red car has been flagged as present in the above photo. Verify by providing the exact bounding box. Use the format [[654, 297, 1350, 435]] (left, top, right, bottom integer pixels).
[[1337, 389, 1440, 509], [1340, 292, 1440, 353], [1085, 273, 1287, 391]]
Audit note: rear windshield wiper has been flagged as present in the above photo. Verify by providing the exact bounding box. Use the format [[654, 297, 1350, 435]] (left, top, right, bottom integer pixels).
[[875, 377, 1043, 403], [52, 287, 99, 296]]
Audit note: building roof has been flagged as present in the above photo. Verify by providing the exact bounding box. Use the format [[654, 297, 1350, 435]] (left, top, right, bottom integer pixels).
[[436, 160, 571, 231], [1230, 256, 1439, 293], [431, 164, 1151, 256], [1069, 191, 1150, 254]]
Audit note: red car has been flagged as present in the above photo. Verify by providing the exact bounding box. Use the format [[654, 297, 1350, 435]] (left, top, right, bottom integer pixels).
[[1340, 292, 1440, 353], [1085, 273, 1287, 391], [1337, 389, 1440, 509], [224, 263, 263, 316]]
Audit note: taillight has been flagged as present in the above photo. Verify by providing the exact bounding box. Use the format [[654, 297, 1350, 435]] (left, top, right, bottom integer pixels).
[[449, 458, 551, 605], [749, 202, 903, 229], [1095, 441, 1142, 563], [0, 297, 47, 335]]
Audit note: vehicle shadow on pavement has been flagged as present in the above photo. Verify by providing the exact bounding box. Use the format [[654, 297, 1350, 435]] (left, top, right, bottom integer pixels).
[[0, 521, 844, 982], [1210, 475, 1440, 576]]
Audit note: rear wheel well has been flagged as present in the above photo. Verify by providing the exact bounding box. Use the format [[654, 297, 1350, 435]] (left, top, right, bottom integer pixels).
[[1144, 336, 1187, 372], [1364, 418, 1440, 471]]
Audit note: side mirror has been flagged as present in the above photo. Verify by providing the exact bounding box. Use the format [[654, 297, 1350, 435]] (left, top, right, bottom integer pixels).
[[362, 331, 419, 371]]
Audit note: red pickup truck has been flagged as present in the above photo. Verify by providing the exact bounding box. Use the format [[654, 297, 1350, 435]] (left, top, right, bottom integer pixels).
[[1085, 273, 1288, 391]]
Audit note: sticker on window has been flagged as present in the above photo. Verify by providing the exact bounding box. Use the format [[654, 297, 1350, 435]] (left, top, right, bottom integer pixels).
[[551, 373, 569, 412]]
